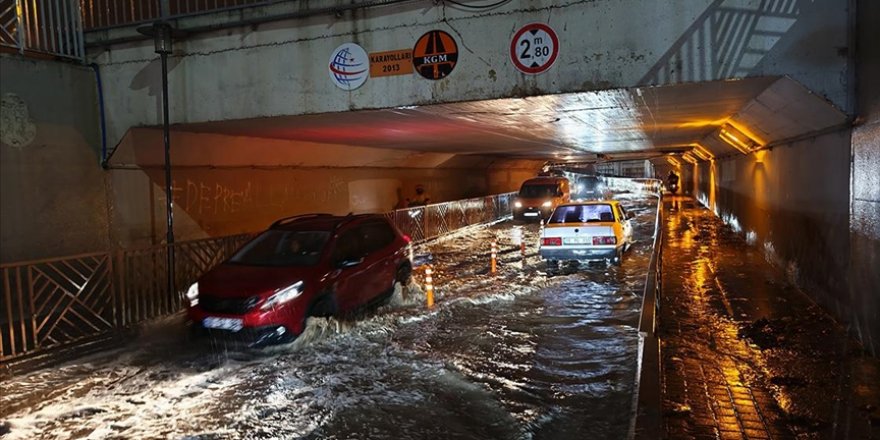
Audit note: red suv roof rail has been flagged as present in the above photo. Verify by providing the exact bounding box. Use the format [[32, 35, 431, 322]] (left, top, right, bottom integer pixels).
[[333, 213, 376, 231], [271, 213, 333, 228]]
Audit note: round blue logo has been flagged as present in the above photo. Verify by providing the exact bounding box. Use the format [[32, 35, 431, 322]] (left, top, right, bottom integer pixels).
[[328, 43, 369, 90]]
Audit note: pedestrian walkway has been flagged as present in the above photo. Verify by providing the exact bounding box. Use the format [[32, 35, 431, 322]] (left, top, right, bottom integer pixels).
[[659, 196, 879, 440]]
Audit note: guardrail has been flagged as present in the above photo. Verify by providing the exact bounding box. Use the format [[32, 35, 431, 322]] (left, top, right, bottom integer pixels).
[[0, 192, 514, 367], [630, 186, 665, 440], [1, 0, 85, 59]]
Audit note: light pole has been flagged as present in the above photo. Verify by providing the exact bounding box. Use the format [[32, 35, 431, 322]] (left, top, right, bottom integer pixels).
[[139, 21, 182, 298]]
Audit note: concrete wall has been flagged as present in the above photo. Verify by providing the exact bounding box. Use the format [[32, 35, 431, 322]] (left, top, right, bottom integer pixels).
[[0, 85, 541, 260], [0, 55, 107, 263], [109, 166, 500, 247], [89, 0, 851, 148], [105, 128, 543, 247], [846, 0, 880, 355], [683, 0, 880, 354], [487, 159, 547, 194], [693, 128, 865, 352]]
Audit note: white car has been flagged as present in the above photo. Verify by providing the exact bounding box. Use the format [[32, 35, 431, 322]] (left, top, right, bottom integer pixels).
[[539, 201, 634, 267]]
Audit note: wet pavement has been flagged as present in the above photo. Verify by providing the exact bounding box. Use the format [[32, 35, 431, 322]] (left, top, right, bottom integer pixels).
[[659, 196, 880, 440], [0, 193, 657, 440]]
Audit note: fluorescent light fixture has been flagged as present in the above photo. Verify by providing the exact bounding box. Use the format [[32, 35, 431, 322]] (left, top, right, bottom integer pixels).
[[690, 143, 714, 160], [681, 152, 698, 164], [718, 124, 759, 154], [666, 156, 681, 167]]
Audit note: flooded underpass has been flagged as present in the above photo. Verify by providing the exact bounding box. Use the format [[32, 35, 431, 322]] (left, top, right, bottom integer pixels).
[[0, 193, 658, 440]]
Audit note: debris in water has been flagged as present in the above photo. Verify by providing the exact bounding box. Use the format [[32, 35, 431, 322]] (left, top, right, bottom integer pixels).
[[666, 403, 692, 416], [770, 376, 808, 387], [738, 318, 784, 349], [785, 414, 828, 433]]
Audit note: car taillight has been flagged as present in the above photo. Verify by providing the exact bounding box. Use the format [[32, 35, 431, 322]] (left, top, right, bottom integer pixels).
[[592, 236, 617, 245], [402, 234, 412, 243], [541, 237, 562, 246]]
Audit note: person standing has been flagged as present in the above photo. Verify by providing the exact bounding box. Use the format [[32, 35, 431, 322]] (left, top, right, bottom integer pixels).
[[666, 170, 680, 194], [410, 184, 431, 206]]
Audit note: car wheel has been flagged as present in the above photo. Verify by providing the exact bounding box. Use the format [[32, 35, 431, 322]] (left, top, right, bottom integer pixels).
[[377, 262, 412, 306], [396, 262, 413, 286], [611, 249, 623, 266], [188, 322, 207, 342], [310, 292, 337, 318]]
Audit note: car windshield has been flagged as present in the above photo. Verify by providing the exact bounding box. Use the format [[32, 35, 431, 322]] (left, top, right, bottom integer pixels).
[[548, 204, 615, 224], [519, 184, 560, 198], [228, 230, 329, 266], [579, 177, 600, 190]]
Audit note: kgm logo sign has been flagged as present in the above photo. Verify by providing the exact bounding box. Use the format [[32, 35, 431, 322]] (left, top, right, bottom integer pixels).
[[329, 43, 369, 90], [413, 30, 458, 80]]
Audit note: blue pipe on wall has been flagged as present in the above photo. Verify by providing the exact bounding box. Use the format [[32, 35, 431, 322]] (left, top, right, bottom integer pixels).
[[89, 63, 108, 168]]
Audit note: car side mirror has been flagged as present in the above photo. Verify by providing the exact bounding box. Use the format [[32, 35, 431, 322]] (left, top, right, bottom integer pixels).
[[338, 257, 364, 268], [627, 212, 635, 219]]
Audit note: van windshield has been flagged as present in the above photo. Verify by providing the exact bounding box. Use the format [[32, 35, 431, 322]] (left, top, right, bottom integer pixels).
[[579, 176, 600, 189], [519, 184, 560, 198]]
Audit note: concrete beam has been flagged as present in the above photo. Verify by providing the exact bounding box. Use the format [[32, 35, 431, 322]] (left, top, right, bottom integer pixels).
[[89, 0, 851, 149]]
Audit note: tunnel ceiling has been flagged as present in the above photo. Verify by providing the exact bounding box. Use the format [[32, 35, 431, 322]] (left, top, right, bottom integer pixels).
[[172, 76, 845, 162]]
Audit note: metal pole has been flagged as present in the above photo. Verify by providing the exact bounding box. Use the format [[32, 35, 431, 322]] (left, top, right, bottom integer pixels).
[[15, 0, 25, 53], [160, 50, 175, 298]]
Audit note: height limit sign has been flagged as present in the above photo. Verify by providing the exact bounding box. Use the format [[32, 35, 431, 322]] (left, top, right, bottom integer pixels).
[[510, 23, 559, 75]]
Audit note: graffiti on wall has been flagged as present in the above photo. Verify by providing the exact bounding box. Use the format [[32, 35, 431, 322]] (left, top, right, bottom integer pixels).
[[161, 176, 349, 215], [0, 94, 36, 148]]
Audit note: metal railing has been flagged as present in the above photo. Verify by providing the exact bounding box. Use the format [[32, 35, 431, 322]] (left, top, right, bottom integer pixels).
[[385, 193, 515, 243], [1, 234, 251, 362], [1, 193, 514, 364], [79, 0, 275, 30], [1, 0, 85, 59], [631, 183, 665, 440]]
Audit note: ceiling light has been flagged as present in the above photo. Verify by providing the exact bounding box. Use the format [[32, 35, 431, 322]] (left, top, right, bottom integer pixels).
[[681, 153, 698, 164], [690, 143, 714, 160], [666, 156, 681, 167], [718, 124, 759, 154]]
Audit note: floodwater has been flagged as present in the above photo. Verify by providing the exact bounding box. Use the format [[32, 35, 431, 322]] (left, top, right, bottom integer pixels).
[[0, 193, 658, 440]]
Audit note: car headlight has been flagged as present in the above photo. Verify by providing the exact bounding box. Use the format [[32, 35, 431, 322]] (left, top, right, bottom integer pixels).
[[261, 281, 304, 310], [514, 201, 522, 208], [185, 282, 199, 306], [542, 200, 553, 207]]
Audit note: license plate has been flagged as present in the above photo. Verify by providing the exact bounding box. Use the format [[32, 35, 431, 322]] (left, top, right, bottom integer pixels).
[[203, 317, 243, 332], [524, 212, 539, 217], [564, 237, 590, 244]]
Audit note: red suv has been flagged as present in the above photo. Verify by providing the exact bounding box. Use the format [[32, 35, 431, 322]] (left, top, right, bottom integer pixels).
[[186, 213, 412, 346]]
